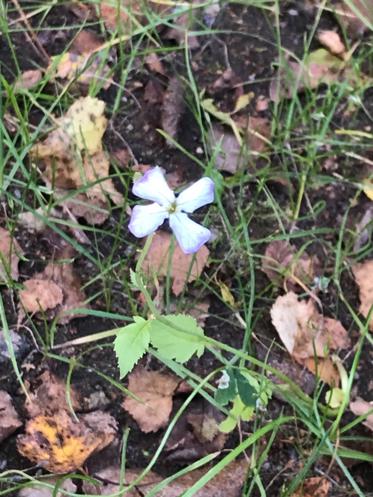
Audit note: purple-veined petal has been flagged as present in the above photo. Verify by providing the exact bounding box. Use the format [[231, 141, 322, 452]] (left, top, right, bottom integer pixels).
[[169, 212, 211, 254], [129, 203, 168, 238], [176, 177, 215, 213], [132, 167, 175, 206]]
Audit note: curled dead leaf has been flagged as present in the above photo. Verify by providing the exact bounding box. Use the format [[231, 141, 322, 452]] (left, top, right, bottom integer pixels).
[[143, 232, 209, 296], [270, 292, 350, 384], [352, 259, 373, 331], [123, 368, 178, 433], [0, 227, 23, 284], [17, 410, 117, 473]]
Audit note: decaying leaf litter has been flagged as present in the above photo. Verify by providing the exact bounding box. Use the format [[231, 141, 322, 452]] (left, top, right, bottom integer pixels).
[[1, 1, 373, 496]]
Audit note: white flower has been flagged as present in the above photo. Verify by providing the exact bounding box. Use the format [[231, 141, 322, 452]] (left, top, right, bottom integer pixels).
[[129, 167, 214, 254]]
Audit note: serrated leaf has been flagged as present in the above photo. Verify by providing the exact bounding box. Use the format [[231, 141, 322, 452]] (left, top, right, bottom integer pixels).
[[114, 316, 151, 379], [129, 269, 139, 289], [234, 370, 258, 407], [149, 314, 205, 363]]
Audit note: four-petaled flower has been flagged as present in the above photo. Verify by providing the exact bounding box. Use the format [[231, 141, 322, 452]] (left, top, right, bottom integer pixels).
[[129, 167, 214, 254]]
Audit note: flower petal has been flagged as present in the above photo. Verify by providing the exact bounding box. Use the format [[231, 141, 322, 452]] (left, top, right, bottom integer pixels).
[[132, 167, 175, 206], [169, 212, 211, 254], [176, 177, 214, 213], [129, 203, 168, 238]]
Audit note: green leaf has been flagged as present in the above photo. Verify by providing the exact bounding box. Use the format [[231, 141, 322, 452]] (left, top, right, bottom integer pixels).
[[114, 316, 151, 379], [218, 396, 254, 433], [149, 314, 205, 363], [234, 370, 258, 407]]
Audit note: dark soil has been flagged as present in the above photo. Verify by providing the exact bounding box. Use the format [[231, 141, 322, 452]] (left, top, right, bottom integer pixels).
[[0, 2, 372, 497]]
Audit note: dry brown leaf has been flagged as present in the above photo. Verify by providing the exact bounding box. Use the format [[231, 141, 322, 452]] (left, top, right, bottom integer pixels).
[[210, 125, 243, 174], [262, 240, 320, 290], [123, 368, 178, 433], [50, 52, 112, 89], [145, 53, 165, 75], [100, 0, 169, 32], [19, 247, 87, 323], [25, 371, 80, 418], [18, 478, 77, 497], [235, 115, 271, 154], [82, 467, 161, 497], [291, 476, 330, 497], [83, 459, 247, 497], [270, 292, 350, 384], [19, 280, 63, 314], [17, 410, 117, 473], [161, 77, 185, 144], [350, 398, 373, 431], [0, 391, 22, 443], [352, 259, 373, 331], [14, 69, 43, 91], [270, 50, 346, 101], [71, 30, 103, 54], [30, 96, 122, 225], [144, 79, 164, 104], [0, 227, 23, 284], [335, 1, 373, 38], [143, 232, 209, 296], [304, 357, 340, 386], [317, 30, 346, 57]]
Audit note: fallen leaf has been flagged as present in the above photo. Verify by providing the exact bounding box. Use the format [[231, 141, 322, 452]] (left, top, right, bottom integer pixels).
[[14, 69, 43, 91], [235, 115, 271, 154], [100, 0, 169, 32], [270, 292, 350, 384], [270, 49, 346, 101], [0, 227, 23, 284], [363, 177, 373, 200], [18, 478, 77, 497], [123, 367, 178, 433], [71, 30, 103, 54], [291, 476, 330, 497], [82, 467, 161, 497], [163, 8, 200, 49], [0, 391, 22, 443], [210, 125, 244, 174], [352, 259, 373, 331], [161, 76, 185, 143], [144, 79, 164, 104], [143, 232, 209, 296], [304, 357, 340, 386], [165, 403, 226, 462], [30, 96, 122, 224], [350, 398, 373, 431], [262, 240, 320, 291], [255, 95, 269, 112], [145, 52, 165, 75], [25, 370, 80, 418], [317, 30, 346, 57], [19, 279, 63, 314], [18, 208, 57, 233], [83, 459, 247, 497], [19, 246, 87, 323], [233, 92, 254, 113], [334, 1, 373, 38], [17, 410, 117, 473], [49, 52, 112, 89], [353, 205, 373, 252]]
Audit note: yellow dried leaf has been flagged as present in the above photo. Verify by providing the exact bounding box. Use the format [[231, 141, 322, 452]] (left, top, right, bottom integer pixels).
[[17, 410, 117, 473], [216, 279, 235, 307], [363, 178, 373, 200], [233, 92, 254, 113]]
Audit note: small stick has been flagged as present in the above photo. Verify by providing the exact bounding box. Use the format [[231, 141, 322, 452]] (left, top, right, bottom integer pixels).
[[10, 0, 50, 63]]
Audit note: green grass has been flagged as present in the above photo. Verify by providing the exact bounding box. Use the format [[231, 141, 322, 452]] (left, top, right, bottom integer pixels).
[[1, 0, 373, 496]]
